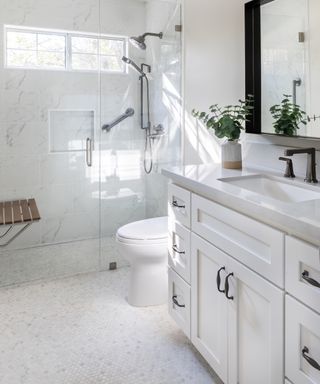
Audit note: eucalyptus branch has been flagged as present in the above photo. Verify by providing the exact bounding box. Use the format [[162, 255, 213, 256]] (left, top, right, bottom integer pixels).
[[192, 95, 254, 141]]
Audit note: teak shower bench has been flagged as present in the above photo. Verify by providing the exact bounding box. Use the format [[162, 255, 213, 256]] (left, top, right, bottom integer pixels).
[[0, 199, 40, 247]]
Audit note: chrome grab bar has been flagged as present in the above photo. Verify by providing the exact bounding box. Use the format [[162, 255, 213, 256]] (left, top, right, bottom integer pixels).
[[102, 108, 135, 132]]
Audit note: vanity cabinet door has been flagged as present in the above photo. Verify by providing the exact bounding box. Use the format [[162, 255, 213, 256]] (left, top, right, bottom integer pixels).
[[286, 236, 320, 315], [168, 184, 191, 229], [227, 257, 284, 384], [286, 296, 320, 384], [191, 233, 228, 383], [168, 220, 191, 284], [168, 267, 191, 339]]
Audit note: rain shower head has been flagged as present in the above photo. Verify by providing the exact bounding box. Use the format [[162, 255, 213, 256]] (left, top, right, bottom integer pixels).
[[122, 56, 146, 77], [129, 32, 163, 50]]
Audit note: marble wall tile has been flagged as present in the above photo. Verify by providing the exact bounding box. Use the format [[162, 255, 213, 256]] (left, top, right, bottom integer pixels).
[[49, 110, 95, 153], [0, 0, 181, 286], [0, 122, 48, 156], [40, 212, 99, 244], [0, 155, 41, 189]]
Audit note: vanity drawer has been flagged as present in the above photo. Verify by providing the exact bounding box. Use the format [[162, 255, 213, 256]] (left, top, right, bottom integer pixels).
[[168, 184, 191, 229], [286, 236, 320, 314], [191, 194, 285, 287], [168, 267, 191, 339], [168, 221, 191, 284], [286, 296, 320, 384]]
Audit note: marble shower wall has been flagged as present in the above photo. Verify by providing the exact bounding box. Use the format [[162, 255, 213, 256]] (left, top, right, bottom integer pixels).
[[0, 0, 146, 250], [0, 0, 182, 255]]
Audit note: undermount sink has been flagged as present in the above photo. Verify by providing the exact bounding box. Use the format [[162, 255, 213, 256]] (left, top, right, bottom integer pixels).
[[219, 174, 320, 203]]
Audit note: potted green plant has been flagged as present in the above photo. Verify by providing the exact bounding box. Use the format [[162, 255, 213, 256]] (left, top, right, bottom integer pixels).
[[270, 95, 307, 136], [192, 95, 254, 169]]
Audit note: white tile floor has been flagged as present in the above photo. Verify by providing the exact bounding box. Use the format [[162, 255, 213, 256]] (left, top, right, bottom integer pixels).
[[0, 236, 127, 288], [0, 267, 221, 384]]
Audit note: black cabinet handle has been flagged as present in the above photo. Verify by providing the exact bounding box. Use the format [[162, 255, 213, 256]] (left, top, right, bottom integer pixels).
[[302, 270, 320, 288], [172, 295, 185, 308], [225, 273, 234, 300], [172, 245, 185, 254], [216, 267, 226, 293], [172, 200, 185, 209], [302, 347, 320, 371]]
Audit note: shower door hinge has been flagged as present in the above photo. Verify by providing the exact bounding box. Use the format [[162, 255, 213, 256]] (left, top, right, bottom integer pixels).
[[109, 262, 117, 271], [298, 32, 305, 43], [175, 25, 182, 32]]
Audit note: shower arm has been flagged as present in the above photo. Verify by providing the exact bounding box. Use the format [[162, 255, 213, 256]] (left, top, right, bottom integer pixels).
[[102, 108, 135, 132], [142, 32, 163, 39]]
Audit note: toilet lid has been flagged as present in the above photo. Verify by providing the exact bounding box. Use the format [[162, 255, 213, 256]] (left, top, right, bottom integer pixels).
[[117, 217, 168, 241]]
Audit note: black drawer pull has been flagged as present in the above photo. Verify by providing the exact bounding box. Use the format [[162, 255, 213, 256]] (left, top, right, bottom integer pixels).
[[172, 200, 185, 209], [216, 267, 226, 293], [172, 295, 185, 308], [302, 270, 320, 288], [225, 273, 234, 300], [302, 347, 320, 371], [172, 244, 185, 255]]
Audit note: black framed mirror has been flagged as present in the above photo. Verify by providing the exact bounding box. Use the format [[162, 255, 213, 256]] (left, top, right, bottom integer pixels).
[[245, 0, 320, 139]]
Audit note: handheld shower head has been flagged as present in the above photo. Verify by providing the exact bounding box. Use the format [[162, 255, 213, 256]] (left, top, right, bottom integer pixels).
[[122, 56, 145, 77], [129, 32, 163, 50]]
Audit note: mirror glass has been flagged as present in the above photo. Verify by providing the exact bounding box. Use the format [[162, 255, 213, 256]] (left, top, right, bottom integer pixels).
[[261, 0, 320, 138]]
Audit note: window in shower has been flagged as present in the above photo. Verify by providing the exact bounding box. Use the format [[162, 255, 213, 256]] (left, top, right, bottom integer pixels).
[[5, 26, 126, 73], [70, 35, 125, 72], [5, 28, 66, 69]]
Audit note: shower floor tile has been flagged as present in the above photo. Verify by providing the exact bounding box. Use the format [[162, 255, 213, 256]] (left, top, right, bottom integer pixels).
[[0, 268, 220, 384]]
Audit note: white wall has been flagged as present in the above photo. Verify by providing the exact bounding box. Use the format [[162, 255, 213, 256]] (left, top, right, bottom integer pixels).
[[183, 0, 320, 177], [183, 0, 246, 165]]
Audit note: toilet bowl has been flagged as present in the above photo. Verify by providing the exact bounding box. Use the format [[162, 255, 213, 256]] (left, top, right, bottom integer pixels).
[[116, 217, 168, 307]]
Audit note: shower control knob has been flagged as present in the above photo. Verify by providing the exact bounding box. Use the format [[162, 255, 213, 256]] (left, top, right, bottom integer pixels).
[[153, 124, 164, 134]]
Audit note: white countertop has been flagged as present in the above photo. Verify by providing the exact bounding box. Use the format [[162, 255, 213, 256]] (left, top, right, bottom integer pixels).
[[162, 164, 320, 246]]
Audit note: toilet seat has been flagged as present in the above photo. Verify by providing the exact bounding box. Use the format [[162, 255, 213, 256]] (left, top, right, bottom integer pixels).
[[116, 217, 168, 245], [116, 235, 168, 245]]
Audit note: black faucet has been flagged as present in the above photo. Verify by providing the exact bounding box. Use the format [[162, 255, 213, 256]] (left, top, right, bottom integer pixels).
[[284, 148, 318, 184], [279, 157, 295, 178]]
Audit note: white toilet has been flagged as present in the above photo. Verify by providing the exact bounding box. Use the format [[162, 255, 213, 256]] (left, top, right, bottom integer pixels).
[[116, 216, 168, 307]]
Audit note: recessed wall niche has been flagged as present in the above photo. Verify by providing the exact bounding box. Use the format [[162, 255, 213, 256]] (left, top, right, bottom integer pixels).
[[49, 110, 95, 152]]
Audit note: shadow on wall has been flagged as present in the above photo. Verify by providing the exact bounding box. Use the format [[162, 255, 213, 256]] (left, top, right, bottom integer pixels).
[[184, 111, 221, 165]]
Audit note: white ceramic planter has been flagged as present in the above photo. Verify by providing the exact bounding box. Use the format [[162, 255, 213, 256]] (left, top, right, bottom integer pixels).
[[221, 140, 242, 169]]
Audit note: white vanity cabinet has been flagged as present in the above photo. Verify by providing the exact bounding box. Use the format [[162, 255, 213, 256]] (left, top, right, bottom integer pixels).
[[167, 182, 320, 384], [191, 234, 229, 382], [286, 236, 320, 314], [191, 232, 283, 384], [227, 254, 284, 384], [285, 237, 320, 384], [286, 296, 320, 384], [192, 194, 285, 287]]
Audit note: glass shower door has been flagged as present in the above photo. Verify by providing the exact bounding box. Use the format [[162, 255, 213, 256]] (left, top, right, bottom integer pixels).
[[0, 0, 101, 285]]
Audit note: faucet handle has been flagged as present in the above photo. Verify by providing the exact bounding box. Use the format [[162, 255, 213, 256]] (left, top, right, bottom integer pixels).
[[279, 157, 295, 178]]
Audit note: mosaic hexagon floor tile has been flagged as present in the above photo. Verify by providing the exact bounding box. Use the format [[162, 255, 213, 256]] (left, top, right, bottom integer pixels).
[[0, 268, 221, 384]]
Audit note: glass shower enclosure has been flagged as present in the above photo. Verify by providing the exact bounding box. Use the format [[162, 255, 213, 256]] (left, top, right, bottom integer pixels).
[[0, 0, 182, 287]]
